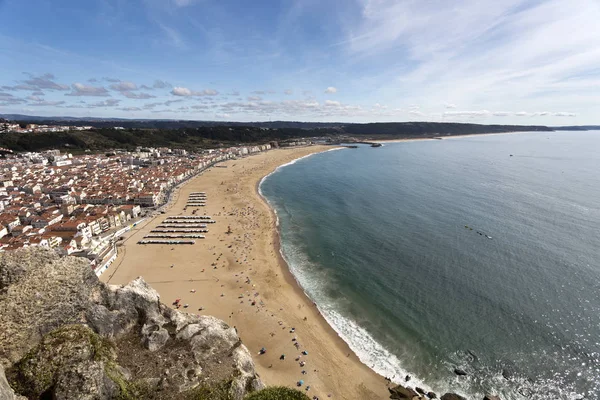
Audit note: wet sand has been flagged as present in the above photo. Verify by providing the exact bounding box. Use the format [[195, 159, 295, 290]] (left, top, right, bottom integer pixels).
[[102, 146, 389, 400]]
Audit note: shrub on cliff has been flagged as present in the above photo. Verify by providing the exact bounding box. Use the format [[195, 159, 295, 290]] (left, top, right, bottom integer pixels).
[[244, 386, 310, 400]]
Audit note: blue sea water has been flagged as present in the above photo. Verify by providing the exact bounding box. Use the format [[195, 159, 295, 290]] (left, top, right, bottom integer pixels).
[[259, 131, 600, 400]]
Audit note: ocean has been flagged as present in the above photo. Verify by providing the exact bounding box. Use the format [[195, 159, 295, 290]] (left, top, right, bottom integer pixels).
[[259, 131, 600, 400]]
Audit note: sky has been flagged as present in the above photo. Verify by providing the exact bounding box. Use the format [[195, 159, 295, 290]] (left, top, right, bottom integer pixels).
[[1, 0, 599, 124]]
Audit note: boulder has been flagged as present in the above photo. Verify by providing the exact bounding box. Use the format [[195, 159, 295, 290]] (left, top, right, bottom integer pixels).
[[453, 368, 468, 376], [4, 325, 123, 400], [441, 394, 467, 400], [427, 392, 437, 399], [501, 367, 514, 380], [416, 387, 426, 395], [389, 384, 419, 399]]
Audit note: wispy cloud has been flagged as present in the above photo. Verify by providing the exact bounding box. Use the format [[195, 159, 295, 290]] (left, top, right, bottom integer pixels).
[[110, 81, 137, 92], [122, 92, 156, 99], [158, 23, 187, 49], [88, 99, 120, 107], [325, 86, 337, 94], [342, 0, 600, 120], [22, 73, 69, 90], [171, 87, 218, 96], [153, 80, 172, 89], [30, 100, 66, 107], [66, 83, 110, 97]]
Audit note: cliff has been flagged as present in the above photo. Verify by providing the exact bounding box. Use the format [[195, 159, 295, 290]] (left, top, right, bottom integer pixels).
[[0, 248, 263, 400]]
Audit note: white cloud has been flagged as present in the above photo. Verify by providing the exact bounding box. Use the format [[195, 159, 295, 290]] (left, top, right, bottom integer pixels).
[[66, 83, 110, 97], [344, 0, 600, 122], [122, 92, 156, 99], [284, 89, 293, 95], [110, 81, 138, 92], [553, 112, 576, 117], [143, 102, 162, 109], [247, 96, 262, 102], [22, 73, 69, 91], [445, 103, 457, 109], [88, 99, 120, 107], [324, 86, 337, 94], [153, 80, 171, 89], [171, 87, 219, 97], [29, 100, 66, 107], [443, 110, 491, 117], [120, 107, 142, 111], [324, 100, 341, 107]]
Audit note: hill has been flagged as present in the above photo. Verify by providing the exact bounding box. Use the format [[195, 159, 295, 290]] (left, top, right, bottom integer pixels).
[[0, 115, 556, 152]]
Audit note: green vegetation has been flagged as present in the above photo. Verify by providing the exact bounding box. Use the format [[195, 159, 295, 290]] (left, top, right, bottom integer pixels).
[[244, 386, 311, 400], [0, 118, 555, 152], [6, 325, 117, 397], [0, 126, 330, 152]]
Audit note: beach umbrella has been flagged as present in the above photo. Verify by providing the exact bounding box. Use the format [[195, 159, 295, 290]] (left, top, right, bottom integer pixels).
[[297, 380, 304, 386]]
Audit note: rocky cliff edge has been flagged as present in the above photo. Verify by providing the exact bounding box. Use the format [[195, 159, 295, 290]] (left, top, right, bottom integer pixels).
[[0, 248, 263, 400]]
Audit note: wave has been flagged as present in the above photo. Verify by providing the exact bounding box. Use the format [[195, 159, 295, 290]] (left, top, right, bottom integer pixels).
[[258, 143, 597, 400]]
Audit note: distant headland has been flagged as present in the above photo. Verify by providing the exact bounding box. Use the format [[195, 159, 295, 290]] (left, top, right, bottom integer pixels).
[[0, 114, 597, 153]]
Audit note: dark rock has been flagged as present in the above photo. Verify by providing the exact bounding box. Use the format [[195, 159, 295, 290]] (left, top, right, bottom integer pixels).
[[453, 368, 468, 376], [483, 395, 501, 400], [416, 387, 426, 395], [389, 384, 419, 399], [427, 392, 437, 399], [502, 367, 514, 380], [441, 394, 467, 400]]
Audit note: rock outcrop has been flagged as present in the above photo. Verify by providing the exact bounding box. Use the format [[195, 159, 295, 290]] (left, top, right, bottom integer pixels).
[[388, 384, 420, 399], [0, 248, 262, 399], [440, 394, 467, 400], [0, 365, 24, 400]]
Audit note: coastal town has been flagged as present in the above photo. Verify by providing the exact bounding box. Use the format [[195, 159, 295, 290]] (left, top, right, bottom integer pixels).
[[0, 141, 307, 276]]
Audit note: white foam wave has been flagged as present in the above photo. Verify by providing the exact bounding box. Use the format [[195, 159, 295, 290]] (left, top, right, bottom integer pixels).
[[277, 241, 439, 393], [320, 307, 431, 389]]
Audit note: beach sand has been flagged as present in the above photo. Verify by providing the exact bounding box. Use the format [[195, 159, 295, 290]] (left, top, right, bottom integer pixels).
[[101, 146, 389, 400]]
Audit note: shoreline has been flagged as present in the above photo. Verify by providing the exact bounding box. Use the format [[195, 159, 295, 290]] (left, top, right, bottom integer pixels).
[[102, 146, 389, 400], [372, 129, 548, 144], [257, 149, 433, 393]]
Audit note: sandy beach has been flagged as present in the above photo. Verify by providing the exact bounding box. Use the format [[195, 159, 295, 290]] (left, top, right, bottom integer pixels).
[[101, 146, 389, 400]]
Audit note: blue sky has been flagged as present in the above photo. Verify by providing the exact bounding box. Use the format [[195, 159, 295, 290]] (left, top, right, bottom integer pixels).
[[1, 0, 599, 124]]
